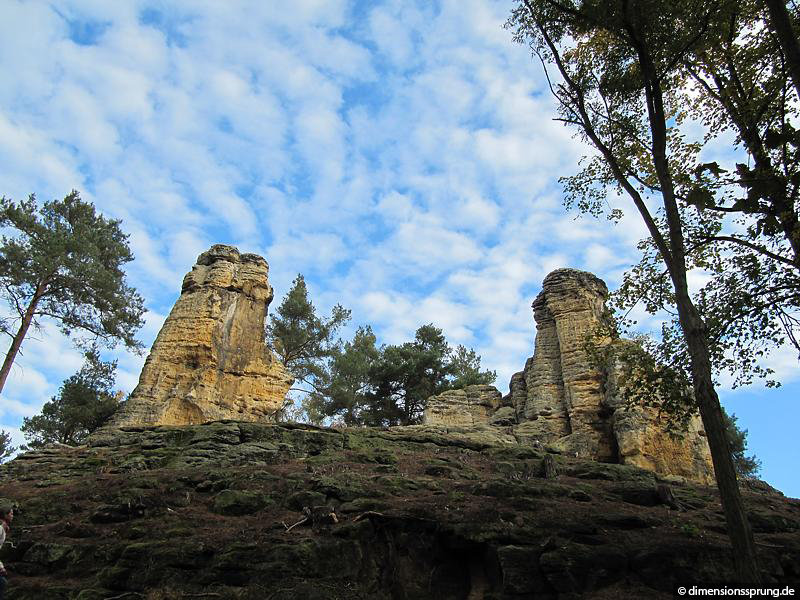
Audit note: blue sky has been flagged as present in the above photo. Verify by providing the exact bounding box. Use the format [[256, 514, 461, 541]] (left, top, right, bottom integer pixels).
[[0, 1, 797, 497]]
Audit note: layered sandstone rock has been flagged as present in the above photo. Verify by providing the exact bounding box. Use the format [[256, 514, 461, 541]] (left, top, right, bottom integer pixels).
[[424, 268, 714, 484], [515, 269, 713, 483], [111, 245, 293, 426], [423, 385, 502, 427], [521, 269, 614, 459], [603, 340, 715, 482]]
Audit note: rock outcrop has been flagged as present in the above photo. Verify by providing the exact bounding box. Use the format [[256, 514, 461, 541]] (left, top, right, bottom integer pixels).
[[424, 268, 715, 485], [424, 385, 503, 426], [518, 269, 614, 460], [1, 421, 797, 599], [111, 245, 293, 427]]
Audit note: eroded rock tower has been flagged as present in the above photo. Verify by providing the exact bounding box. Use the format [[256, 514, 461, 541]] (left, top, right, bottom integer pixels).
[[425, 268, 715, 484], [111, 244, 293, 426]]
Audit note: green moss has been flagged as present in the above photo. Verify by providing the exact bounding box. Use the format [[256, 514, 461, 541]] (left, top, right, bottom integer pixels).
[[23, 543, 75, 568], [423, 464, 455, 477], [163, 526, 193, 538], [285, 490, 327, 510], [338, 497, 390, 514], [311, 475, 375, 501], [563, 461, 655, 484], [371, 475, 430, 495], [211, 489, 271, 515], [96, 565, 132, 589]]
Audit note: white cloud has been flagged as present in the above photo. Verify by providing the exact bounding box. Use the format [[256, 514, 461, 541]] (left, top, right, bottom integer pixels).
[[0, 0, 795, 492], [367, 5, 420, 67], [584, 243, 622, 272]]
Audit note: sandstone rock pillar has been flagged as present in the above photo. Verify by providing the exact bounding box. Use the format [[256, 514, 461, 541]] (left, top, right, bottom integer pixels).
[[111, 245, 293, 426], [508, 267, 714, 482], [517, 269, 614, 459]]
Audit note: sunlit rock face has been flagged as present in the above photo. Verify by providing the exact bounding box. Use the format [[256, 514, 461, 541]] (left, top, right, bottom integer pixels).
[[423, 385, 503, 427], [425, 268, 715, 484], [110, 245, 293, 426], [519, 269, 614, 460]]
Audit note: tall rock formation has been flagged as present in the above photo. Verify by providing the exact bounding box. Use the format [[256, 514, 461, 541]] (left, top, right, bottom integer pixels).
[[521, 269, 613, 460], [111, 245, 293, 426], [424, 268, 715, 484]]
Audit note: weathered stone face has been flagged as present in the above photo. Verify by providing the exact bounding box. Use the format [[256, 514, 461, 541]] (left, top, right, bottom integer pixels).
[[423, 385, 502, 427], [110, 244, 293, 426], [515, 268, 714, 483], [603, 339, 715, 483], [522, 269, 612, 458], [425, 268, 714, 484]]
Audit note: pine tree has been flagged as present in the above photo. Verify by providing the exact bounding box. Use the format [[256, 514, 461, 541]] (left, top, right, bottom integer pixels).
[[722, 409, 762, 478], [0, 191, 145, 394], [21, 349, 121, 448], [266, 274, 350, 416], [0, 430, 15, 463]]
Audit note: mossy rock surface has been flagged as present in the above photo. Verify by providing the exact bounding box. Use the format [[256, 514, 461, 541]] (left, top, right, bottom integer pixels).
[[211, 489, 270, 515], [0, 420, 797, 599]]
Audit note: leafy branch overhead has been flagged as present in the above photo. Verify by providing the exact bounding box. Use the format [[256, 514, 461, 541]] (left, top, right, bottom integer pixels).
[[0, 191, 145, 394], [505, 0, 796, 582]]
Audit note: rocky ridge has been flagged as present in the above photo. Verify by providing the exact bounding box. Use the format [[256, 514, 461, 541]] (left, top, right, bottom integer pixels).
[[425, 269, 714, 485], [111, 245, 293, 427], [0, 421, 798, 599]]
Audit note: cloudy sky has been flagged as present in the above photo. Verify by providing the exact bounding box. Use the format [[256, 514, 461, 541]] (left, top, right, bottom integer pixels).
[[0, 1, 797, 496]]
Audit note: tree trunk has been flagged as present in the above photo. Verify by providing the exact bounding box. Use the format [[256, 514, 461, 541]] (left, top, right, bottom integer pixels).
[[628, 20, 763, 581], [763, 0, 800, 102], [0, 295, 40, 395], [525, 0, 764, 582], [543, 454, 559, 479], [677, 296, 762, 583]]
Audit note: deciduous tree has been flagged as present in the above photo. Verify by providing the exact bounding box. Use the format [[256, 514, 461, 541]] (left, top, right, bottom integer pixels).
[[507, 0, 768, 581]]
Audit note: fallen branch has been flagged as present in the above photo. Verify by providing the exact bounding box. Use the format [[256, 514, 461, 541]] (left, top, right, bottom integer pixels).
[[755, 541, 785, 549], [103, 593, 144, 600], [282, 516, 309, 533]]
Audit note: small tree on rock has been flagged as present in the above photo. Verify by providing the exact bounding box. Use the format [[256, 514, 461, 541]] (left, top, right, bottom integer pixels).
[[307, 325, 380, 425], [0, 430, 15, 463], [266, 274, 350, 417], [722, 409, 762, 478], [321, 324, 496, 426], [449, 344, 497, 389]]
